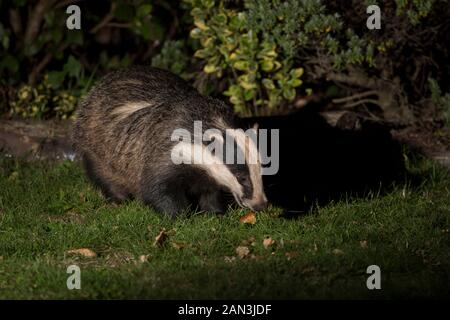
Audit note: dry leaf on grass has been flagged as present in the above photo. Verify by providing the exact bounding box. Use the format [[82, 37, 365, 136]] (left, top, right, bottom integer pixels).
[[285, 252, 299, 260], [236, 246, 250, 258], [66, 248, 97, 258], [139, 255, 150, 263], [224, 256, 236, 263], [263, 237, 275, 249], [239, 212, 256, 225], [332, 248, 344, 256], [240, 236, 256, 247], [153, 228, 168, 247], [360, 240, 368, 249], [171, 242, 188, 250]]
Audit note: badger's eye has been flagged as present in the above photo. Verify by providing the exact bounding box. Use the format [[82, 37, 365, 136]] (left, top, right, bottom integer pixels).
[[238, 175, 250, 185]]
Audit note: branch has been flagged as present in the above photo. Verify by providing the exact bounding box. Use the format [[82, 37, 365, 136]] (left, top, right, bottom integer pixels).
[[28, 43, 69, 86], [24, 0, 58, 44], [332, 90, 378, 104], [340, 99, 381, 110], [8, 8, 22, 36], [28, 52, 53, 86], [90, 3, 116, 34]]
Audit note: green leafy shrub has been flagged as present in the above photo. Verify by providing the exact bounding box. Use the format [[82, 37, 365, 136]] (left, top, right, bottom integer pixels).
[[395, 0, 436, 25], [151, 40, 190, 77], [0, 0, 176, 119], [0, 0, 448, 123], [10, 75, 77, 119], [185, 0, 311, 115], [184, 0, 389, 115]]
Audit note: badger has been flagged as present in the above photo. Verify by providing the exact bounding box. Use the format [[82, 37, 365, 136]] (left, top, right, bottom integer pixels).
[[72, 66, 268, 217]]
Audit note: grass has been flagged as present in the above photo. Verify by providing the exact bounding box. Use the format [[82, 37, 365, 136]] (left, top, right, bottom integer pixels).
[[0, 156, 449, 299]]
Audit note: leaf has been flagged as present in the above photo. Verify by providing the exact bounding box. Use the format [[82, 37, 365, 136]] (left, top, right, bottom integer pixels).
[[291, 67, 304, 78], [139, 255, 150, 263], [67, 248, 97, 258], [194, 48, 211, 59], [171, 242, 188, 250], [64, 55, 82, 79], [194, 19, 208, 31], [47, 71, 65, 89], [285, 252, 298, 260], [260, 59, 274, 72], [288, 78, 303, 87], [153, 228, 168, 247], [190, 27, 202, 39], [240, 212, 256, 225], [114, 3, 134, 21], [360, 240, 368, 249], [282, 87, 296, 101], [262, 78, 275, 90], [243, 89, 254, 101], [204, 64, 217, 74], [224, 256, 236, 263], [235, 246, 250, 258], [233, 60, 249, 71], [212, 13, 227, 25], [332, 248, 344, 256], [137, 4, 152, 18], [1, 54, 19, 72], [263, 237, 275, 249]]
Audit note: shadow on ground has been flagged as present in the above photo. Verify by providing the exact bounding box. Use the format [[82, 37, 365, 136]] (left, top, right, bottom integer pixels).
[[244, 108, 407, 215]]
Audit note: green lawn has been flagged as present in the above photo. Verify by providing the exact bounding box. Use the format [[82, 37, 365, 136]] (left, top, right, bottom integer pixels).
[[0, 156, 449, 299]]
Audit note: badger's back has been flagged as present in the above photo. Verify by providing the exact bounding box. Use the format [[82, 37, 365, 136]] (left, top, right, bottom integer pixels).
[[73, 66, 234, 200]]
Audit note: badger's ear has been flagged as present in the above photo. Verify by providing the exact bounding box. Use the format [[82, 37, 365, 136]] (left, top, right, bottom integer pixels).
[[252, 122, 259, 132]]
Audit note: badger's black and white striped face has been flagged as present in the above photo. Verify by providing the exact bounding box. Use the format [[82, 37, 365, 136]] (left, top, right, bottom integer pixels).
[[224, 126, 268, 211], [170, 122, 268, 211]]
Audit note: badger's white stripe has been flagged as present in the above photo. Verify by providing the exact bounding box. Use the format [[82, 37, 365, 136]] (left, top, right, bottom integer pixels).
[[171, 142, 244, 199], [227, 128, 266, 204], [112, 102, 151, 120]]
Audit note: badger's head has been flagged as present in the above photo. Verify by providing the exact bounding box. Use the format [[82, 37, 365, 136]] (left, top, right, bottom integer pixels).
[[171, 122, 268, 211], [221, 125, 268, 211]]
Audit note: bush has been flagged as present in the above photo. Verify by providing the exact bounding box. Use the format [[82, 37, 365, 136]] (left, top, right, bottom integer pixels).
[[0, 0, 181, 119], [0, 0, 449, 122]]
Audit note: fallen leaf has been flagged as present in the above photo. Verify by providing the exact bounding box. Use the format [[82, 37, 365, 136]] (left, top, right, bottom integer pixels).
[[250, 254, 263, 261], [67, 248, 97, 258], [360, 240, 368, 249], [224, 256, 236, 263], [171, 242, 188, 250], [332, 248, 344, 256], [240, 212, 256, 225], [263, 237, 275, 249], [153, 228, 168, 247], [139, 255, 150, 263], [301, 266, 316, 274], [285, 252, 298, 260], [236, 246, 250, 258]]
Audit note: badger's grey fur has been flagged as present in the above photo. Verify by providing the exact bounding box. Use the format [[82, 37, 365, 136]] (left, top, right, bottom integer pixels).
[[72, 66, 267, 217]]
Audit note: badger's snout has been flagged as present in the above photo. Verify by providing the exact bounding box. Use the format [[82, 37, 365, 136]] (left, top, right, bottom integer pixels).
[[251, 200, 268, 211], [244, 197, 268, 211]]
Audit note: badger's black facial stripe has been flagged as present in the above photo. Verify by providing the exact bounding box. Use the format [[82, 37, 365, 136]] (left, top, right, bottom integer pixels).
[[227, 163, 253, 199]]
